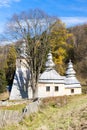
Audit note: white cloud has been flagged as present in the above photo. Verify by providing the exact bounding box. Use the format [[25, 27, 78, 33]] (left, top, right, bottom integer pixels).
[[61, 17, 87, 27], [0, 0, 21, 7]]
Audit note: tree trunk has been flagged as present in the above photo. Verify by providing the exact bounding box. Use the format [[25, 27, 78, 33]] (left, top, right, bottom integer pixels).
[[32, 82, 38, 99], [33, 89, 36, 99]]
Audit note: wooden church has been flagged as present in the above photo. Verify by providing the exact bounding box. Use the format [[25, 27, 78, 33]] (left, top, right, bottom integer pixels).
[[9, 44, 81, 100]]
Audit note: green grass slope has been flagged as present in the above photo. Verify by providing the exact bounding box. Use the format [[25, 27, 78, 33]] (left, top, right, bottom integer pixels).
[[1, 94, 87, 130]]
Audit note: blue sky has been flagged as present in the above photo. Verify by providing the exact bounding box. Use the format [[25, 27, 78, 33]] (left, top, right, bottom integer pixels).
[[0, 0, 87, 34]]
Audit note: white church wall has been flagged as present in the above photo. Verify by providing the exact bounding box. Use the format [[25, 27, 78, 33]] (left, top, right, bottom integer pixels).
[[9, 69, 24, 100], [28, 87, 33, 99], [16, 58, 28, 69], [65, 88, 82, 95], [10, 66, 29, 100], [37, 83, 65, 98]]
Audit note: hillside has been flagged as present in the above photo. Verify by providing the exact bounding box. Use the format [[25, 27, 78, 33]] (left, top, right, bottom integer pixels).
[[0, 94, 87, 130], [68, 24, 87, 83]]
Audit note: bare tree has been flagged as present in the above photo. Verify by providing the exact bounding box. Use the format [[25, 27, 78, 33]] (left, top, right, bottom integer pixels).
[[6, 9, 56, 98]]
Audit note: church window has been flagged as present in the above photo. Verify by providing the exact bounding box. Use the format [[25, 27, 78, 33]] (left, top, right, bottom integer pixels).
[[46, 86, 50, 91], [55, 86, 59, 91], [71, 89, 74, 93]]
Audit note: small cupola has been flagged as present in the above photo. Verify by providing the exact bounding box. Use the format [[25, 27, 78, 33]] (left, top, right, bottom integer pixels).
[[45, 52, 55, 69], [65, 60, 81, 87], [66, 60, 76, 77]]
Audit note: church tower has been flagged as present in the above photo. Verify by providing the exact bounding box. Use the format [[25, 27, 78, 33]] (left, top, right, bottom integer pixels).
[[65, 60, 81, 95], [9, 42, 30, 100]]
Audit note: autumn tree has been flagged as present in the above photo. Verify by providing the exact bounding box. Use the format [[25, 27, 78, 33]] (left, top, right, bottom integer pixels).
[[6, 9, 55, 98], [49, 20, 73, 75]]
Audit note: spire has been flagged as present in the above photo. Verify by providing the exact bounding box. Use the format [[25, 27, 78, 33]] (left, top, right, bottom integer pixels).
[[45, 52, 55, 69], [66, 60, 76, 77]]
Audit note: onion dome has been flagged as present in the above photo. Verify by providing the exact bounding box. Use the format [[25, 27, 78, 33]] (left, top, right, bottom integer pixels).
[[45, 52, 55, 69], [66, 60, 76, 77], [65, 60, 81, 87], [39, 52, 64, 83]]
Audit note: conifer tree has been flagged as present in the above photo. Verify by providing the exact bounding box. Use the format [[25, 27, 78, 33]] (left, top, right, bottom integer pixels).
[[6, 45, 17, 87], [0, 69, 7, 93]]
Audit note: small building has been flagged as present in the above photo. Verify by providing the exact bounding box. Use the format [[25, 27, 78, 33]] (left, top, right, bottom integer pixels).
[[9, 51, 81, 100]]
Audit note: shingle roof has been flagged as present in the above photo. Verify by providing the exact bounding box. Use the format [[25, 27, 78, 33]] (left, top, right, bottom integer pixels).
[[65, 60, 81, 87], [39, 69, 64, 83], [39, 52, 64, 83]]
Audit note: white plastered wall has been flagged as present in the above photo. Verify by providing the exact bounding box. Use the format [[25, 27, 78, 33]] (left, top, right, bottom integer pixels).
[[37, 83, 65, 98], [65, 87, 82, 95]]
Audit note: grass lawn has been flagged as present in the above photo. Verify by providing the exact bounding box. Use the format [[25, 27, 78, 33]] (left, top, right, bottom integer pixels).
[[0, 94, 87, 130]]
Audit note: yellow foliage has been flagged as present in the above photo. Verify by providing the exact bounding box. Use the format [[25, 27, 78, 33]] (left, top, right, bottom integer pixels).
[[49, 19, 72, 74]]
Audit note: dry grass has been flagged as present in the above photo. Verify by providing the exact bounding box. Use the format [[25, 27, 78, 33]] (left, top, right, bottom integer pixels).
[[0, 103, 26, 111], [0, 92, 9, 101], [0, 94, 87, 130]]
